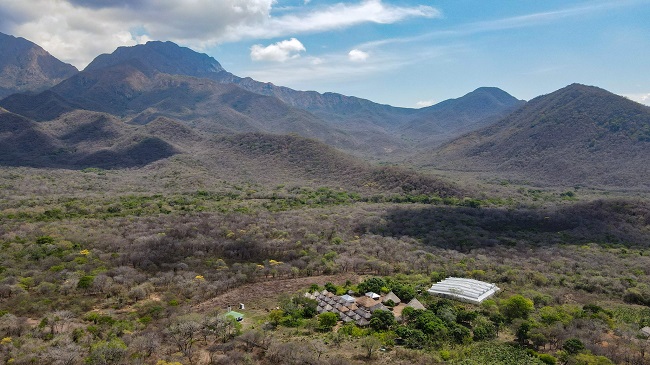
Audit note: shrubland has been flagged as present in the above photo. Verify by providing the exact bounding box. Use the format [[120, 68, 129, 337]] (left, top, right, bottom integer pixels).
[[0, 165, 649, 364]]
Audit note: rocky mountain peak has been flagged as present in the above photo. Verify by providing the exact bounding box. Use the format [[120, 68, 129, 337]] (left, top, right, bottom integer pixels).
[[0, 32, 78, 98], [84, 40, 224, 77]]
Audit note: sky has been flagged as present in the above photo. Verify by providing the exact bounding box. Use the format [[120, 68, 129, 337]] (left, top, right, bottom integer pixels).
[[1, 0, 649, 108]]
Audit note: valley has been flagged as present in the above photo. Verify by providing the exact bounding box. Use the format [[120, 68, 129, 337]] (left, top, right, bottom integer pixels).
[[0, 30, 649, 365]]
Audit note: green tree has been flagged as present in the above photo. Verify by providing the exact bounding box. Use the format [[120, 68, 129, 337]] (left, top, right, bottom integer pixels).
[[502, 295, 534, 321], [514, 320, 531, 346], [324, 282, 338, 293], [395, 326, 428, 349], [268, 309, 284, 327], [563, 338, 585, 354], [86, 338, 127, 365], [369, 310, 395, 331], [318, 312, 338, 331], [391, 284, 416, 302], [538, 353, 557, 365], [18, 277, 35, 291], [573, 353, 613, 365], [77, 275, 95, 291], [449, 323, 472, 344], [472, 316, 497, 341], [357, 277, 386, 294]]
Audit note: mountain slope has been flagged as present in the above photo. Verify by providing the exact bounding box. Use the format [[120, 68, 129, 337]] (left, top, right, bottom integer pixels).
[[79, 41, 531, 156], [0, 37, 524, 159], [0, 90, 84, 121], [0, 108, 177, 168], [0, 107, 60, 166], [84, 41, 416, 130], [401, 87, 524, 146], [420, 84, 650, 188], [0, 32, 78, 98], [1, 58, 395, 155], [86, 40, 224, 77], [209, 133, 464, 196], [0, 107, 464, 197]]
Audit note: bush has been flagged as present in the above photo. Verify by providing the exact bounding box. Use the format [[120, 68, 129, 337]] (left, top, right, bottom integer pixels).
[[537, 353, 557, 365], [318, 312, 338, 331], [562, 338, 585, 354], [77, 275, 95, 290]]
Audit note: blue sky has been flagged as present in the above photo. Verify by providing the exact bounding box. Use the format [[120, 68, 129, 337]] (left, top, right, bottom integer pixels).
[[1, 0, 649, 107]]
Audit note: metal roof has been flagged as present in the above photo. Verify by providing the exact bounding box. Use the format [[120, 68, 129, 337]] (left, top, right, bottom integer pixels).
[[427, 277, 499, 305]]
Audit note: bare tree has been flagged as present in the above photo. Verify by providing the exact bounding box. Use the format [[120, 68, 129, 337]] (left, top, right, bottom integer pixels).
[[238, 330, 269, 351], [311, 339, 328, 361], [130, 331, 160, 360], [48, 342, 82, 365], [360, 336, 382, 359], [165, 318, 202, 365]]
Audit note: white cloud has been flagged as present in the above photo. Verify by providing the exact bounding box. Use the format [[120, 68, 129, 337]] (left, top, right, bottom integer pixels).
[[623, 93, 650, 106], [348, 49, 369, 62], [416, 99, 436, 108], [241, 44, 464, 91], [356, 0, 642, 50], [0, 0, 438, 68], [247, 0, 439, 39], [251, 38, 306, 62]]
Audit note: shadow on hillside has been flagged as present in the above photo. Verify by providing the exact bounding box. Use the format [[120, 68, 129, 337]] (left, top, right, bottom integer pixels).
[[359, 199, 650, 251], [0, 136, 177, 170]]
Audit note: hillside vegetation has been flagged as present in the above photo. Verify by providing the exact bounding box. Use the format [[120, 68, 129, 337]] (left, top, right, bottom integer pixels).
[[1, 32, 650, 365], [419, 84, 650, 189]]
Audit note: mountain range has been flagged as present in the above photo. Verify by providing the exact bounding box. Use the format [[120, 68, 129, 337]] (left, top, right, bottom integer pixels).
[[0, 31, 648, 190], [0, 35, 522, 157], [417, 84, 650, 189]]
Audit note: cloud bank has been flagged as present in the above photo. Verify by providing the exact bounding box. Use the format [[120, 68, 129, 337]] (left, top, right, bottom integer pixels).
[[0, 0, 438, 68]]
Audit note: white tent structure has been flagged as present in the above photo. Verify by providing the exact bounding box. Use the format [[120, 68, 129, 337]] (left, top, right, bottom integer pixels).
[[427, 277, 499, 305]]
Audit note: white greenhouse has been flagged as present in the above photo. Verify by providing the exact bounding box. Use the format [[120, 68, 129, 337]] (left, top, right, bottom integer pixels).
[[427, 277, 500, 305]]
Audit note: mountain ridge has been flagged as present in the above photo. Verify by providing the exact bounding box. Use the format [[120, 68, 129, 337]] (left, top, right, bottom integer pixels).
[[400, 86, 525, 146], [0, 36, 525, 159], [419, 83, 650, 188], [0, 59, 399, 156], [81, 40, 521, 137], [83, 41, 416, 129]]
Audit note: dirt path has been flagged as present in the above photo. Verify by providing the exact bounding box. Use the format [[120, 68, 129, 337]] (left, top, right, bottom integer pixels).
[[195, 273, 359, 312]]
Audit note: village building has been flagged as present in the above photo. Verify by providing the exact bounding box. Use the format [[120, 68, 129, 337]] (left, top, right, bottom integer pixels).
[[382, 291, 401, 305], [308, 290, 427, 326], [405, 297, 425, 310], [365, 292, 381, 300], [225, 310, 244, 322]]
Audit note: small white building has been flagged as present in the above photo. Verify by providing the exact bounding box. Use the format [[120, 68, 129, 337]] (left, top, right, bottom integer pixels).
[[427, 277, 499, 305], [341, 294, 356, 303], [365, 292, 380, 300]]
